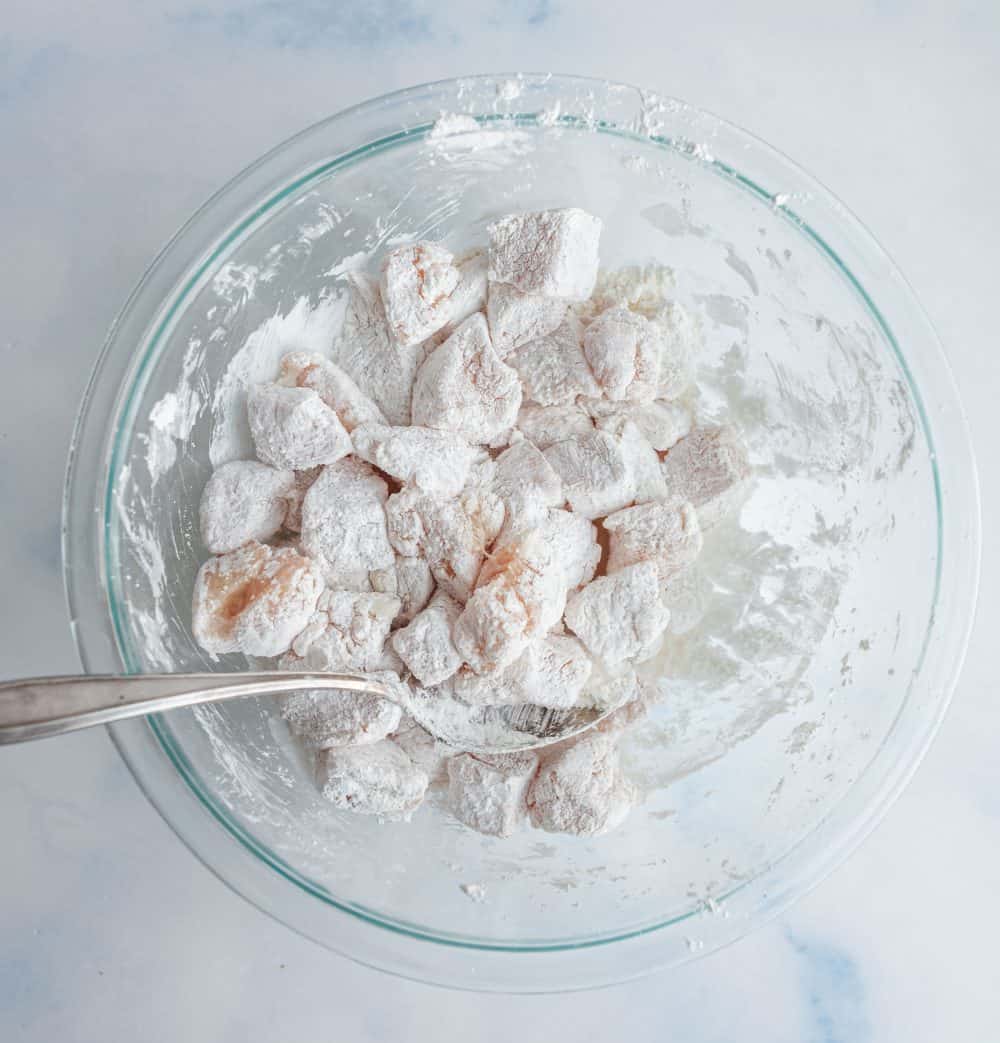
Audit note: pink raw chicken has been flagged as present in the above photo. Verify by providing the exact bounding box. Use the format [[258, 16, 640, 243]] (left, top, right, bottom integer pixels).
[[247, 383, 351, 471], [411, 313, 522, 444], [488, 208, 602, 299], [581, 306, 661, 403], [279, 351, 387, 432], [300, 458, 395, 589], [380, 241, 461, 348], [447, 751, 539, 837], [452, 528, 570, 675], [199, 460, 294, 554], [191, 541, 323, 657]]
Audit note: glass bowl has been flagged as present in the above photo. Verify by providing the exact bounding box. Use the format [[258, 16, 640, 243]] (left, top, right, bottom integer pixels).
[[62, 74, 980, 992]]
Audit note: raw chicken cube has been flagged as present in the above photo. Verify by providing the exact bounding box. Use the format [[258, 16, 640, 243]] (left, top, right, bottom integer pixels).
[[490, 440, 564, 535], [391, 590, 463, 686], [331, 273, 423, 425], [543, 431, 633, 519], [507, 315, 600, 406], [199, 459, 295, 554], [515, 402, 595, 450], [585, 398, 692, 452], [385, 482, 504, 603], [661, 425, 751, 528], [370, 555, 436, 626], [300, 458, 395, 587], [527, 731, 636, 836], [452, 528, 569, 674], [539, 509, 601, 589], [602, 499, 703, 581], [486, 281, 568, 357], [290, 589, 401, 672], [411, 313, 522, 444], [380, 241, 461, 347], [351, 423, 476, 497], [192, 541, 323, 657], [280, 351, 387, 432], [390, 714, 452, 784], [495, 507, 600, 590], [447, 751, 539, 837], [617, 420, 668, 503], [318, 740, 429, 817], [279, 688, 402, 749], [581, 306, 661, 403], [488, 208, 602, 299], [443, 249, 489, 332], [453, 634, 592, 709], [564, 561, 670, 668], [247, 383, 352, 471]]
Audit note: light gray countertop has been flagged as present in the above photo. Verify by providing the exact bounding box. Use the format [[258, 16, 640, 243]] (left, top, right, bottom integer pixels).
[[2, 2, 998, 1038]]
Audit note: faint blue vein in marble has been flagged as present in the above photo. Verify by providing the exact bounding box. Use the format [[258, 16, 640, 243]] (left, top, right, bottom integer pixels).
[[172, 0, 434, 48], [493, 0, 555, 25], [171, 0, 559, 49], [787, 930, 872, 1043], [0, 43, 75, 106]]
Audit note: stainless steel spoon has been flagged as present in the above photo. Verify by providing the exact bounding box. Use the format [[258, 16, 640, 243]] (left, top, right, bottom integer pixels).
[[0, 673, 609, 752]]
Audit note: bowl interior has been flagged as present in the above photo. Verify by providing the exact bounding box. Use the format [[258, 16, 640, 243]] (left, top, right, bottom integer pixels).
[[76, 77, 971, 984]]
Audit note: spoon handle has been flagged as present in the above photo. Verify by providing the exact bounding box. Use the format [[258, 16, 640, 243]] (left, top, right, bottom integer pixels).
[[0, 673, 385, 745]]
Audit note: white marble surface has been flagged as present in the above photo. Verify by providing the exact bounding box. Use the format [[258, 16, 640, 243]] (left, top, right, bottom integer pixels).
[[2, 2, 998, 1038]]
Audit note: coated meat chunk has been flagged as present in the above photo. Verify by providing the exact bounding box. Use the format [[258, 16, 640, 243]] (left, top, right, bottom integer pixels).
[[380, 241, 461, 348], [488, 208, 602, 299], [351, 423, 476, 497], [300, 459, 394, 587], [564, 561, 670, 668], [453, 634, 593, 709], [199, 460, 295, 554], [452, 529, 569, 674], [661, 425, 751, 528], [280, 351, 387, 432], [543, 431, 633, 520], [486, 281, 568, 357], [444, 249, 489, 331], [581, 307, 661, 403], [385, 484, 504, 603], [447, 751, 539, 837], [515, 403, 595, 450], [390, 715, 452, 784], [192, 541, 323, 657], [247, 383, 352, 471], [507, 315, 600, 406], [602, 499, 703, 581], [527, 732, 636, 836], [411, 313, 522, 444], [279, 687, 402, 749], [585, 398, 692, 452], [491, 440, 564, 535], [391, 590, 463, 686], [617, 420, 668, 503], [370, 555, 436, 626], [331, 273, 423, 425], [290, 588, 401, 672], [318, 740, 429, 817]]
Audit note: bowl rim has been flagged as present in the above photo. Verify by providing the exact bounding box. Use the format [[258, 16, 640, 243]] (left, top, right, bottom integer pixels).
[[62, 71, 982, 991]]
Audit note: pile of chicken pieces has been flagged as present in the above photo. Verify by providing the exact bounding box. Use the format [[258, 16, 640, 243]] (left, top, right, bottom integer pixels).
[[192, 208, 750, 837]]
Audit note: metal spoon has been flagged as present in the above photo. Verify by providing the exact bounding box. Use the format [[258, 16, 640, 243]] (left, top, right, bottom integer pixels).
[[0, 672, 610, 752]]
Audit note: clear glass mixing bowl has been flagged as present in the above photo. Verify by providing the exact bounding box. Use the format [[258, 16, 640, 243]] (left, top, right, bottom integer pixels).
[[62, 74, 980, 992]]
